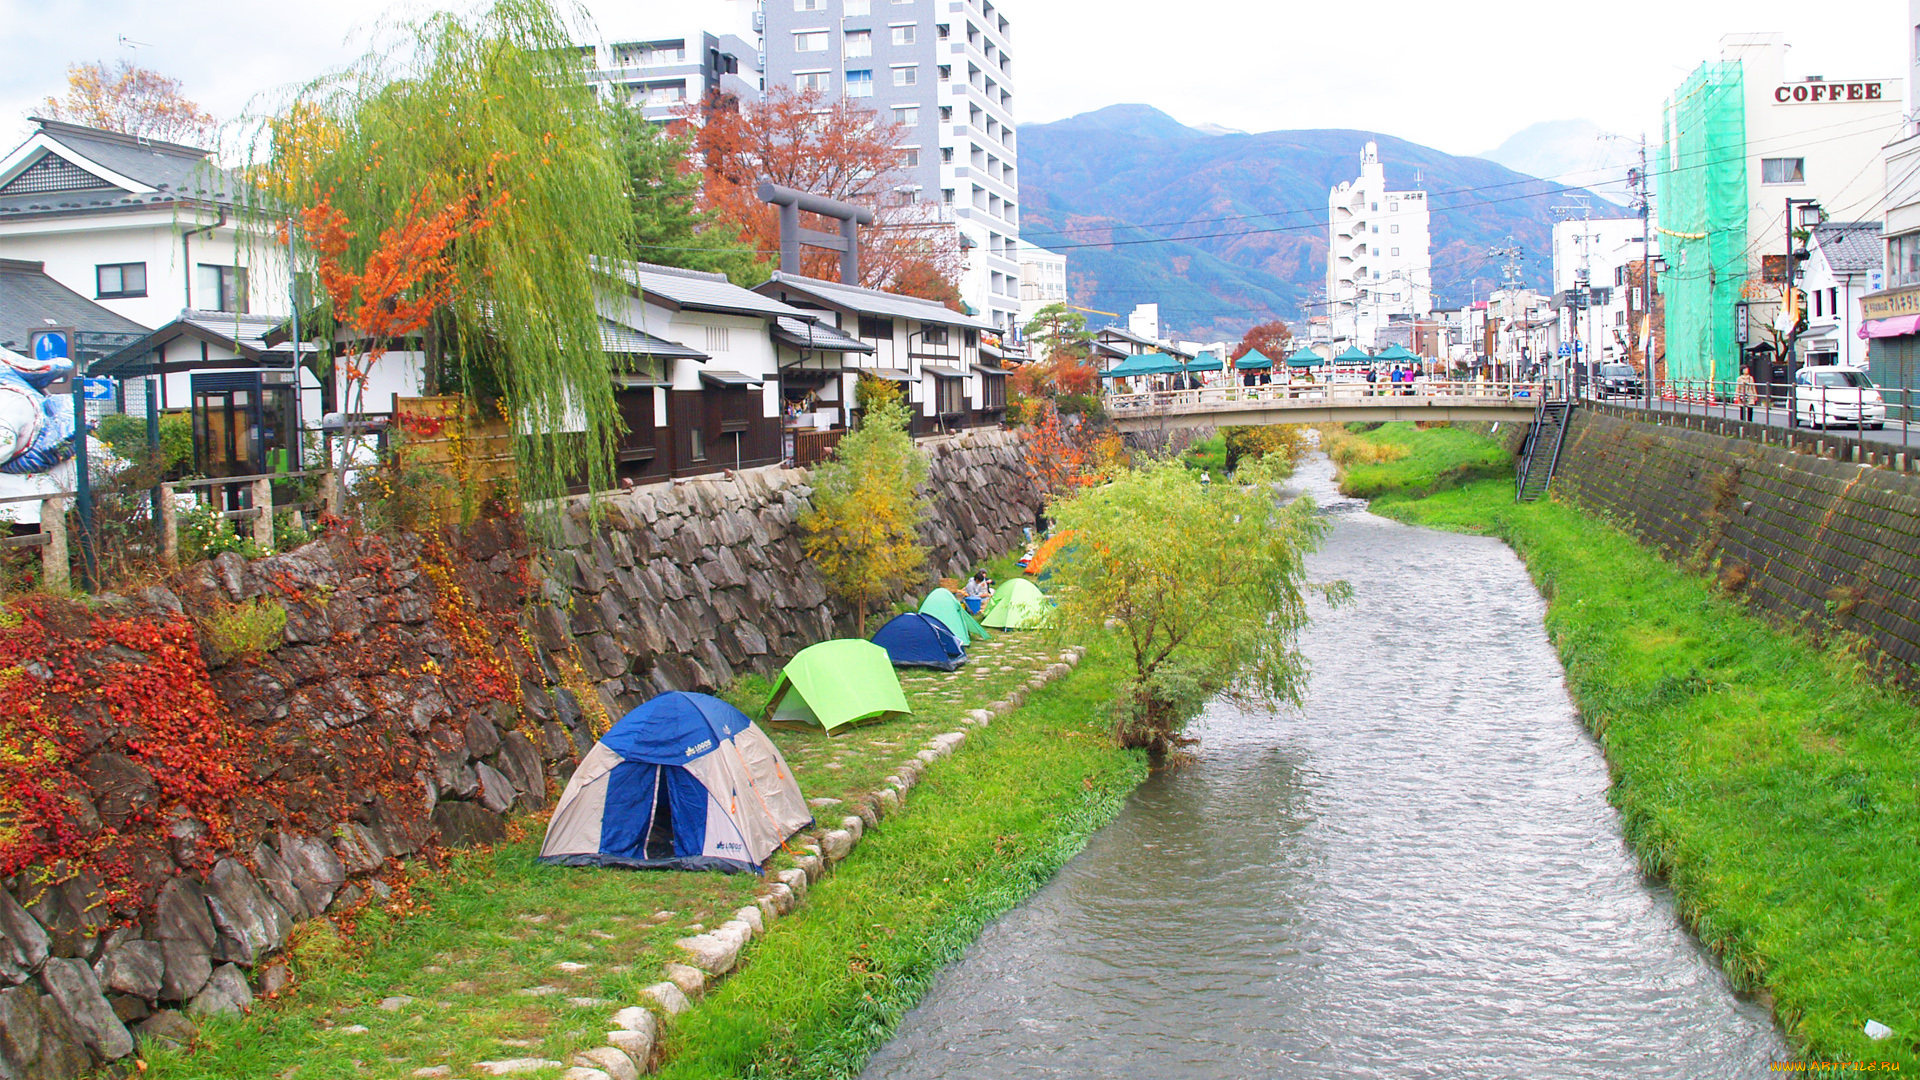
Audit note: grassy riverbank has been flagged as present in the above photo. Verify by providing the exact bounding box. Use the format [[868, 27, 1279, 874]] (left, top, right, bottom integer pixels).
[[137, 628, 1134, 1079], [1343, 424, 1920, 1067], [1320, 421, 1513, 500]]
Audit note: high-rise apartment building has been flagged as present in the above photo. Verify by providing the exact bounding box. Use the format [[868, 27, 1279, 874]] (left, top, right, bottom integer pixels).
[[761, 0, 1022, 331], [1326, 142, 1432, 349], [580, 25, 764, 122]]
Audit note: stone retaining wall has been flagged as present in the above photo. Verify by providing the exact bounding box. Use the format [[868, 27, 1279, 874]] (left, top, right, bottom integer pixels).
[[1554, 409, 1920, 683], [0, 427, 1042, 1078]]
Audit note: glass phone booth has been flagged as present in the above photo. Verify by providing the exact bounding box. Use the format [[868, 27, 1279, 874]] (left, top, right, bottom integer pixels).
[[190, 371, 300, 509]]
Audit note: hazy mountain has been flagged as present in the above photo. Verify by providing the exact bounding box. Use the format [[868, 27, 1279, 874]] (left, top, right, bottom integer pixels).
[[1017, 105, 1605, 342], [1478, 119, 1635, 206]]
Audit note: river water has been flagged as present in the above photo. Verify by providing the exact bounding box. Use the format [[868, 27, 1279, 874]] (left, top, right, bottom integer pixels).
[[860, 455, 1785, 1079]]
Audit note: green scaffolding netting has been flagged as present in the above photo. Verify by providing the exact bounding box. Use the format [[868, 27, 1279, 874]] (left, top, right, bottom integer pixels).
[[1657, 60, 1748, 385]]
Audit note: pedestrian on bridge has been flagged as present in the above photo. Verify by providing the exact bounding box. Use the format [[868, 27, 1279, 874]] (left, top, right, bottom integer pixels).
[[1736, 368, 1758, 423]]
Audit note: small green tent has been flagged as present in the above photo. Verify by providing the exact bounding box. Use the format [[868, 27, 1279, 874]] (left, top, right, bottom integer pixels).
[[1285, 347, 1325, 368], [764, 640, 912, 736], [1235, 349, 1274, 370], [1336, 345, 1373, 364], [919, 589, 989, 645], [1375, 343, 1419, 363], [981, 578, 1051, 630]]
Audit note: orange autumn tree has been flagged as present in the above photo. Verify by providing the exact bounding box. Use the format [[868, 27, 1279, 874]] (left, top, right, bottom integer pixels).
[[300, 180, 506, 472], [40, 59, 216, 144], [1230, 320, 1294, 362], [686, 88, 964, 303], [1022, 403, 1096, 501]]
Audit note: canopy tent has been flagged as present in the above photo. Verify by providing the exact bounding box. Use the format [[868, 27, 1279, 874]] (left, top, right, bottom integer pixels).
[[765, 639, 912, 735], [1285, 347, 1326, 368], [1375, 344, 1420, 363], [1099, 352, 1186, 378], [1335, 345, 1373, 363], [1235, 349, 1274, 370], [538, 692, 811, 874], [919, 588, 990, 645], [981, 578, 1052, 630], [1181, 356, 1225, 373], [871, 613, 966, 672]]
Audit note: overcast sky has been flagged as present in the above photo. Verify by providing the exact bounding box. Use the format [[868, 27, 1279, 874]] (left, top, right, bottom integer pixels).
[[1, 0, 1909, 163]]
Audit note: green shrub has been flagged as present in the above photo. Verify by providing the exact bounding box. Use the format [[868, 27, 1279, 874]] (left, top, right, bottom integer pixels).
[[199, 598, 289, 659], [95, 412, 193, 473], [178, 503, 271, 563]]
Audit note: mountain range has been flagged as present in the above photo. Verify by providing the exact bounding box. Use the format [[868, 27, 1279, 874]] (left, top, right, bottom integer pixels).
[[1015, 105, 1612, 342]]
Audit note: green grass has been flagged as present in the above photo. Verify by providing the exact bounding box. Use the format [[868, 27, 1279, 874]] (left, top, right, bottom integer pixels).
[[1180, 433, 1229, 481], [653, 634, 1143, 1079], [140, 628, 1116, 1079], [1349, 425, 1920, 1067], [1327, 421, 1513, 500]]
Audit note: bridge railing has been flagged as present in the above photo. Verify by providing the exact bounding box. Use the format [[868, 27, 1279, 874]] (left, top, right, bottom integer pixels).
[[1104, 380, 1549, 416]]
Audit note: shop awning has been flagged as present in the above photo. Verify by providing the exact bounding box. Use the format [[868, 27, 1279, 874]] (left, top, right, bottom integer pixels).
[[1860, 315, 1920, 339], [867, 367, 916, 382], [921, 365, 969, 379], [699, 370, 763, 388], [972, 364, 1009, 377]]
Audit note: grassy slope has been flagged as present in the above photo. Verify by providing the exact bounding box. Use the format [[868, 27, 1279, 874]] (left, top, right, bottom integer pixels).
[[1352, 425, 1920, 1067], [140, 627, 1128, 1079], [654, 635, 1143, 1079], [1332, 421, 1514, 500]]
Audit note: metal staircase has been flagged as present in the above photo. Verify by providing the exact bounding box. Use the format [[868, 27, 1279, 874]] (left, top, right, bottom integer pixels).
[[1515, 396, 1573, 503]]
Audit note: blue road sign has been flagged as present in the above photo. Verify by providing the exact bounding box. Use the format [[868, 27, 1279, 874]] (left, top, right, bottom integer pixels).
[[80, 377, 116, 401], [31, 329, 70, 363]]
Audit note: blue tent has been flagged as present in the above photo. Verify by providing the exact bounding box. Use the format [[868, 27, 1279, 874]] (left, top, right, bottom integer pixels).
[[538, 692, 812, 873], [871, 612, 967, 671]]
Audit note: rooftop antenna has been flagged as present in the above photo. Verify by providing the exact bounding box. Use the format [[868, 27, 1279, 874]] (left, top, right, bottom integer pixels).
[[117, 35, 151, 49]]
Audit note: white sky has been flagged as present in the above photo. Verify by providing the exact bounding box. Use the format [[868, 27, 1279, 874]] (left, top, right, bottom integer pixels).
[[0, 0, 1909, 160]]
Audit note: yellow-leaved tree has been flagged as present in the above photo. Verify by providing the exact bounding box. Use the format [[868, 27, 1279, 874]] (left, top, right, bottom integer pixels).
[[800, 396, 930, 634]]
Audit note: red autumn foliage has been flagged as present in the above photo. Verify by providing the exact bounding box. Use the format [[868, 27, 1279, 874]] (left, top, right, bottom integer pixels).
[[684, 88, 964, 304], [1020, 404, 1093, 500], [1230, 320, 1294, 362]]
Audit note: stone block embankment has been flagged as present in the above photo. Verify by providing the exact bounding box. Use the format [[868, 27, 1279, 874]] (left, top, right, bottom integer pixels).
[[1555, 409, 1920, 681], [531, 427, 1044, 718]]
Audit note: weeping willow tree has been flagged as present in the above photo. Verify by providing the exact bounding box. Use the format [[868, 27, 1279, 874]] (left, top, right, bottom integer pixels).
[[256, 0, 633, 529]]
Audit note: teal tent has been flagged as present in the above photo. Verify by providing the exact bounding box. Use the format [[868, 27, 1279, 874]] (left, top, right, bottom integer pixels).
[[1099, 352, 1183, 378], [1181, 355, 1224, 373], [1375, 344, 1419, 363], [1235, 349, 1274, 371], [918, 589, 989, 645], [1285, 347, 1325, 368], [1336, 345, 1373, 364]]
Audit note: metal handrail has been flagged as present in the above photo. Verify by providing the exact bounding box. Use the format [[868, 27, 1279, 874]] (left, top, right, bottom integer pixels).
[[1104, 380, 1546, 413]]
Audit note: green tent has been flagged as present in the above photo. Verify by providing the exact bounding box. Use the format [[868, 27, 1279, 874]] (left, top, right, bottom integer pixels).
[[1375, 344, 1419, 363], [1182, 355, 1224, 373], [1285, 347, 1325, 368], [919, 589, 989, 645], [764, 639, 912, 735], [981, 578, 1051, 630], [1098, 353, 1160, 379], [1235, 349, 1274, 370], [1336, 345, 1373, 364]]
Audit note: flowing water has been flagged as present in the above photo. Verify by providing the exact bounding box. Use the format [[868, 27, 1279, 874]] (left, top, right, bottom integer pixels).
[[860, 455, 1785, 1079]]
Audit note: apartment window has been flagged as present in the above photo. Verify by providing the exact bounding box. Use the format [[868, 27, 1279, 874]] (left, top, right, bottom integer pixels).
[[938, 65, 951, 82], [794, 31, 829, 52], [1391, 247, 1401, 257], [1371, 202, 1379, 211], [95, 262, 146, 299], [795, 0, 825, 9], [1827, 287, 1839, 318], [690, 426, 706, 461], [1762, 157, 1806, 184], [937, 23, 950, 38], [1390, 224, 1400, 234], [198, 264, 248, 313], [858, 315, 894, 339], [705, 325, 731, 353], [891, 23, 917, 45], [845, 0, 871, 12], [940, 146, 953, 163], [892, 65, 918, 87], [795, 70, 831, 91], [939, 105, 952, 121], [845, 30, 871, 57], [935, 375, 965, 415], [942, 188, 955, 205], [922, 325, 949, 346], [1893, 233, 1920, 287], [901, 147, 921, 167], [846, 69, 874, 96], [893, 105, 919, 126]]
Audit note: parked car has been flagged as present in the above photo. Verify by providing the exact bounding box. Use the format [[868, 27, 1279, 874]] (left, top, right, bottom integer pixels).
[[1594, 363, 1643, 398], [1792, 365, 1885, 429]]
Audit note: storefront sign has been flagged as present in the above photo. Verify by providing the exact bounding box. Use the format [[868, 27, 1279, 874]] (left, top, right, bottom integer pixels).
[[1861, 285, 1920, 320], [1774, 81, 1885, 104]]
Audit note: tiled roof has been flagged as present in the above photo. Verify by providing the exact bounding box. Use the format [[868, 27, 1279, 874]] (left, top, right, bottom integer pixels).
[[0, 120, 241, 219], [601, 259, 805, 319], [1812, 222, 1883, 274], [0, 259, 150, 355], [599, 317, 709, 360], [772, 315, 874, 353], [756, 272, 996, 331], [92, 309, 317, 375]]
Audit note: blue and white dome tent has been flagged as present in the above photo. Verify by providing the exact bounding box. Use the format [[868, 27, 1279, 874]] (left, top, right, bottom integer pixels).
[[539, 692, 812, 873]]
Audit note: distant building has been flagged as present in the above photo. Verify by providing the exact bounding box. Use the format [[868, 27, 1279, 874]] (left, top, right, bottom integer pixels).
[[761, 0, 1022, 333], [579, 24, 764, 121], [1126, 303, 1160, 343], [1326, 141, 1432, 349], [1549, 216, 1651, 372], [1657, 34, 1904, 383], [1858, 3, 1920, 402], [1016, 240, 1066, 326], [1797, 222, 1880, 368]]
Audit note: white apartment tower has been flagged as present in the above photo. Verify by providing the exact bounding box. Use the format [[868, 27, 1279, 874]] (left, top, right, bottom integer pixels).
[[1327, 142, 1432, 348], [762, 0, 1022, 332]]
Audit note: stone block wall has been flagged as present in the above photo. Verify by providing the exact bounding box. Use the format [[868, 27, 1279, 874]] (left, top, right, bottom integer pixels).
[[1554, 409, 1920, 681], [532, 427, 1045, 719], [0, 426, 1041, 1077]]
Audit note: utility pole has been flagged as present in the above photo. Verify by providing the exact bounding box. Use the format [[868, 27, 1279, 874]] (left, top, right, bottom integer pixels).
[[1631, 138, 1656, 410], [1488, 238, 1523, 381], [1552, 196, 1595, 397]]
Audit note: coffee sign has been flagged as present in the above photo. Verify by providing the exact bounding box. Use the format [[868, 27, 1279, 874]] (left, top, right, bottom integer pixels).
[[1774, 81, 1885, 104]]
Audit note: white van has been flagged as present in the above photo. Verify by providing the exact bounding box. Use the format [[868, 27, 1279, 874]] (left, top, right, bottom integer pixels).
[[1792, 366, 1885, 430]]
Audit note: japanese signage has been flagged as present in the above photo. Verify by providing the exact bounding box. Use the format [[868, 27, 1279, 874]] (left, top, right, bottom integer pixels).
[[1774, 82, 1885, 104], [1861, 285, 1920, 320]]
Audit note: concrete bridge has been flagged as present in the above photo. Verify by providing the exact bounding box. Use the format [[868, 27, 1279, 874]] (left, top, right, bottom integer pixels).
[[1102, 381, 1547, 432]]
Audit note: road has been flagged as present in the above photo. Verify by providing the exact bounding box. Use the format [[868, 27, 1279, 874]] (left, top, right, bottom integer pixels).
[[1591, 392, 1920, 454]]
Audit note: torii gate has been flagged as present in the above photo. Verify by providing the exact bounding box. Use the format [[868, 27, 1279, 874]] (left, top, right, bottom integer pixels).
[[757, 182, 875, 285]]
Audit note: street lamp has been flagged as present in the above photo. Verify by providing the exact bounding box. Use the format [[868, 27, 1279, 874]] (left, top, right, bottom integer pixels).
[[1781, 198, 1825, 380]]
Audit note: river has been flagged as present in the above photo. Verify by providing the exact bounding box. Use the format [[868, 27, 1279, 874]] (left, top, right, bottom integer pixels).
[[859, 455, 1785, 1079]]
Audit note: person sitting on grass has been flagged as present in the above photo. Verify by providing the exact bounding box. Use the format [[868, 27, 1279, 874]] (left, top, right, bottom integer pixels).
[[963, 571, 995, 614]]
